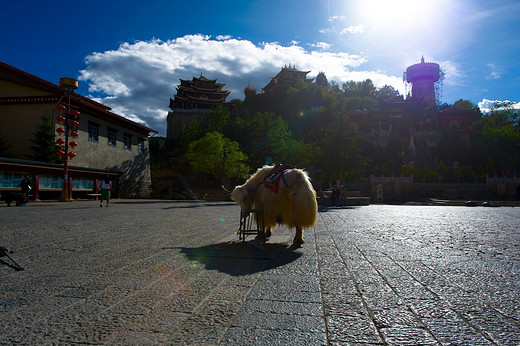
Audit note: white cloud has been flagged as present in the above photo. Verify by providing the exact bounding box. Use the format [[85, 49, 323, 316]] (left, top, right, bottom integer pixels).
[[438, 60, 465, 86], [478, 98, 520, 113], [79, 34, 406, 135], [328, 15, 346, 22], [216, 35, 232, 40], [308, 42, 332, 50], [485, 63, 502, 80], [340, 24, 365, 35]]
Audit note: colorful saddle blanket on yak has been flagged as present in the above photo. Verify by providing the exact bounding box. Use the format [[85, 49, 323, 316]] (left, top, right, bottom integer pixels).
[[264, 164, 293, 193]]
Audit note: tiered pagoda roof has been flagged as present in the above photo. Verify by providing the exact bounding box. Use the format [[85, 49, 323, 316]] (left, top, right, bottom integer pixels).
[[169, 73, 232, 110], [262, 64, 313, 95]]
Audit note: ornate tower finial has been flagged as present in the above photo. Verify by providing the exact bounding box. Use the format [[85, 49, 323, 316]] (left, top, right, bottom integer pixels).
[[421, 56, 425, 63]]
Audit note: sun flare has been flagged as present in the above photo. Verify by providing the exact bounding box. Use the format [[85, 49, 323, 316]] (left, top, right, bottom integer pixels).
[[354, 0, 440, 31]]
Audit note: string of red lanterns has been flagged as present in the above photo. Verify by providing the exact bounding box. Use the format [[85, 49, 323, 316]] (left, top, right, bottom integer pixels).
[[55, 104, 80, 161]]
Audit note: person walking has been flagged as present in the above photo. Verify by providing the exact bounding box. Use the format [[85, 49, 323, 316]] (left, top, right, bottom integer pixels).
[[99, 175, 112, 207], [19, 174, 31, 206]]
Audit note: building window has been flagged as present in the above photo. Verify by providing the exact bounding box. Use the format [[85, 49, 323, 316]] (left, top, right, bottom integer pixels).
[[38, 174, 61, 189], [107, 128, 117, 146], [123, 133, 131, 150], [0, 172, 25, 188], [137, 138, 145, 154], [88, 122, 99, 142], [71, 178, 95, 190]]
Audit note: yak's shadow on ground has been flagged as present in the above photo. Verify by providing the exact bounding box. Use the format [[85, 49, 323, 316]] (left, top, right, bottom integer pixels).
[[174, 238, 302, 276]]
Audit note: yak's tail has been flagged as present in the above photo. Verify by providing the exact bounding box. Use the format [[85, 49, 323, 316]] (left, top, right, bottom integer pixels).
[[292, 171, 318, 228]]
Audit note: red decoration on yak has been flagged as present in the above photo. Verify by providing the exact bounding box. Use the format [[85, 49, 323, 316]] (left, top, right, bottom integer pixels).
[[56, 138, 65, 145], [69, 141, 78, 148], [70, 131, 79, 138]]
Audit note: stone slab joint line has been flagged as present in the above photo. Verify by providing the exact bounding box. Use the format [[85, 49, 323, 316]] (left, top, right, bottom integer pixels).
[[317, 213, 386, 344], [313, 221, 331, 345], [417, 259, 519, 325], [216, 273, 265, 345], [351, 242, 442, 344], [383, 253, 499, 345]]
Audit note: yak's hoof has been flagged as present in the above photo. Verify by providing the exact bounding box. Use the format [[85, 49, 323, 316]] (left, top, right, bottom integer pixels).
[[265, 229, 272, 237], [292, 238, 305, 246]]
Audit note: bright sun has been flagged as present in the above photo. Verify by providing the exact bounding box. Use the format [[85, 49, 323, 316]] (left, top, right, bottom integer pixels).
[[354, 0, 440, 32]]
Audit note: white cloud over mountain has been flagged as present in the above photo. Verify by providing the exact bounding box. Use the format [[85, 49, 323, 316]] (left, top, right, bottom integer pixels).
[[79, 34, 409, 135]]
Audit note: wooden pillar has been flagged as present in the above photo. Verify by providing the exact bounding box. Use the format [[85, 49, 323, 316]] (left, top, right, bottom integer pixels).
[[68, 176, 73, 200], [33, 174, 40, 201]]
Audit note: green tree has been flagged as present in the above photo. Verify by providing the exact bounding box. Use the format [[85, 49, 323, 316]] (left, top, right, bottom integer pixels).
[[475, 101, 520, 173], [0, 132, 12, 157], [313, 117, 369, 181], [177, 105, 232, 153], [436, 161, 448, 182], [376, 85, 403, 103], [29, 115, 57, 163], [453, 99, 477, 110], [186, 132, 249, 182], [202, 104, 230, 134], [315, 72, 328, 87], [457, 165, 476, 183]]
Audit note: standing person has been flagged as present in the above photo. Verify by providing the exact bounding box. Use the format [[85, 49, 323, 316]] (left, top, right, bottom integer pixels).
[[330, 185, 340, 206], [99, 175, 112, 207], [19, 174, 31, 206]]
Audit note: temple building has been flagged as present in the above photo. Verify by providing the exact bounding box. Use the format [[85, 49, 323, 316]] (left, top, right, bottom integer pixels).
[[0, 61, 157, 200], [262, 64, 314, 95], [166, 73, 233, 144]]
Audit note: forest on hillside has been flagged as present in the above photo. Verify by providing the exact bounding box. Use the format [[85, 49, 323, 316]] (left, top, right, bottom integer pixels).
[[151, 77, 520, 187]]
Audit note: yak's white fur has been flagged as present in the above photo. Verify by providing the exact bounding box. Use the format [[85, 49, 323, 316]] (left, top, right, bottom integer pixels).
[[231, 165, 318, 245]]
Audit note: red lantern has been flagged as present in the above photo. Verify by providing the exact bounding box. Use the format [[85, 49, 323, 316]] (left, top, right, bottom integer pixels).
[[56, 138, 65, 145], [71, 110, 80, 119], [70, 131, 79, 138], [57, 105, 66, 111], [56, 127, 65, 135], [56, 149, 65, 159], [67, 152, 76, 160], [69, 141, 78, 148], [71, 120, 79, 128], [57, 115, 66, 124]]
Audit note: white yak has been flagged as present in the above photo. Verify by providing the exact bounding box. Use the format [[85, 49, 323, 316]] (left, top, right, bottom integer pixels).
[[231, 164, 318, 246]]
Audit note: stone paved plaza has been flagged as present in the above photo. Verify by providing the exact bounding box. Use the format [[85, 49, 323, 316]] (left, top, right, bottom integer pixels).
[[1, 200, 519, 345]]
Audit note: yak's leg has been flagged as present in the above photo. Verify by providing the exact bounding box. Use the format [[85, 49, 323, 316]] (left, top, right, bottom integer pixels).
[[256, 227, 271, 239], [293, 227, 305, 246]]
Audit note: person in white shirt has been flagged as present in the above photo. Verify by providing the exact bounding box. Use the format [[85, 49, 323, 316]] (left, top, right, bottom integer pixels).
[[99, 175, 112, 207]]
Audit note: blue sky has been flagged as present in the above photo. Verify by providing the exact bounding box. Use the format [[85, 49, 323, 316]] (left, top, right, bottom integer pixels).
[[2, 0, 519, 135]]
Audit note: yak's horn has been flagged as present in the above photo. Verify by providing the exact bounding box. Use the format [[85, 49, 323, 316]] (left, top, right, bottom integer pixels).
[[222, 185, 232, 193]]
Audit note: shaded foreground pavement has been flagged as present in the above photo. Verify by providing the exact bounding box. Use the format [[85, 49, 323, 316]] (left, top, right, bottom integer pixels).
[[1, 200, 519, 345]]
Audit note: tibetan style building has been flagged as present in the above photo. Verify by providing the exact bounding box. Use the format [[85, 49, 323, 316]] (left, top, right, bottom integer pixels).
[[262, 65, 314, 95], [166, 73, 233, 144], [0, 61, 157, 200]]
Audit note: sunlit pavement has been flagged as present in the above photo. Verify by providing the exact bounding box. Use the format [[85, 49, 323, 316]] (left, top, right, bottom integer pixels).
[[1, 200, 519, 344]]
